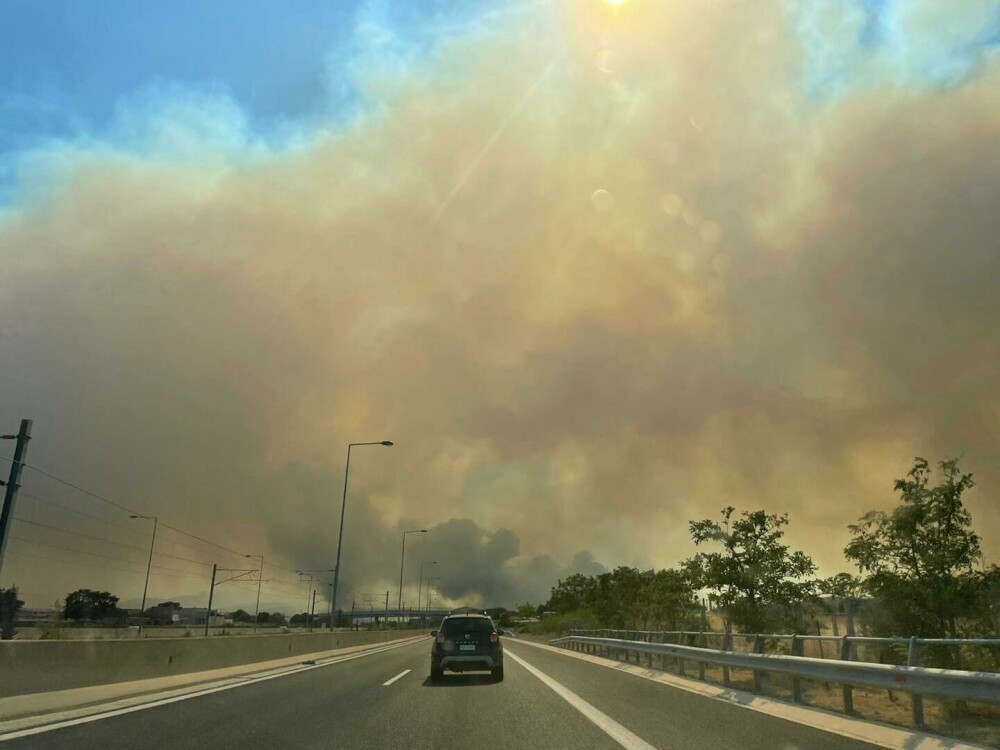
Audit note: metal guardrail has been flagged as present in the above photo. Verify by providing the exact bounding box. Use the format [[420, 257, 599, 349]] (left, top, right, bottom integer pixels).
[[580, 629, 1000, 650], [574, 629, 1000, 672], [554, 633, 1000, 728]]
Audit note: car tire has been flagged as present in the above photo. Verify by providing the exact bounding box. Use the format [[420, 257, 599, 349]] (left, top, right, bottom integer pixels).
[[430, 666, 444, 682], [491, 665, 504, 682]]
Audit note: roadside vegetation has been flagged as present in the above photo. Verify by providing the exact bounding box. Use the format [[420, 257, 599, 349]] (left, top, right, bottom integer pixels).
[[519, 458, 999, 649]]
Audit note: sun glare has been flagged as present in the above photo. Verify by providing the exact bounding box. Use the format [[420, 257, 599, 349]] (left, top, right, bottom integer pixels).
[[604, 0, 630, 6]]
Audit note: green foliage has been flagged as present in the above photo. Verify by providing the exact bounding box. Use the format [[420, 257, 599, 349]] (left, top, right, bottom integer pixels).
[[548, 573, 594, 613], [639, 568, 699, 630], [230, 608, 254, 623], [256, 611, 271, 624], [845, 458, 985, 640], [545, 566, 699, 630], [0, 586, 24, 639], [63, 589, 121, 622], [515, 602, 538, 619], [523, 609, 599, 635], [268, 612, 286, 626], [819, 573, 865, 600], [684, 506, 817, 633], [588, 567, 647, 627], [485, 607, 513, 627]]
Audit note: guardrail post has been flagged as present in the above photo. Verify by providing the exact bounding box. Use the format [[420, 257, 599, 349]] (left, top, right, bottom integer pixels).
[[698, 631, 706, 680], [722, 630, 732, 687], [790, 634, 803, 703], [908, 636, 925, 728], [752, 634, 765, 694], [840, 635, 854, 714], [677, 634, 687, 677]]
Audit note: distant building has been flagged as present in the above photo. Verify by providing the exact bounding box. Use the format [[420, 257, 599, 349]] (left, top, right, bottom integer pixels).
[[146, 602, 182, 625], [16, 608, 56, 625], [141, 602, 226, 627]]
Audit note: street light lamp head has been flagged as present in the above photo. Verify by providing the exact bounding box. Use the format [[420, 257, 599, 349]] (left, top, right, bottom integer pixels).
[[381, 440, 393, 446], [419, 529, 427, 533]]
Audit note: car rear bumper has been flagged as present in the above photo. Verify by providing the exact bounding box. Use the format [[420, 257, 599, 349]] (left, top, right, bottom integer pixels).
[[437, 654, 499, 671]]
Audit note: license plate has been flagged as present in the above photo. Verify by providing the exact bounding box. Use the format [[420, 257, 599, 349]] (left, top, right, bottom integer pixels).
[[459, 644, 476, 651]]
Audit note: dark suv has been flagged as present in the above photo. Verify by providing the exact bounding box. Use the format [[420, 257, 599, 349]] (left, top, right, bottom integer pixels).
[[430, 613, 504, 682]]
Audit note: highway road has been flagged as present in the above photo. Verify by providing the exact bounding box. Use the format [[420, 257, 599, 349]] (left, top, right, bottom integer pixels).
[[2, 637, 885, 750]]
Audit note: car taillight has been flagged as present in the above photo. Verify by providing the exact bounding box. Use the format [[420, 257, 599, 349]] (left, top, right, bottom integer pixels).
[[490, 632, 499, 644], [436, 633, 445, 644]]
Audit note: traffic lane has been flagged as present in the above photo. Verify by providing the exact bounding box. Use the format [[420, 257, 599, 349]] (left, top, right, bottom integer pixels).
[[2, 638, 432, 750], [2, 638, 621, 750], [503, 641, 885, 750], [344, 643, 621, 750]]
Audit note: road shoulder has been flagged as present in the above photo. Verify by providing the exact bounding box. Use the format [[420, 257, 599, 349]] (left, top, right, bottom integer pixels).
[[510, 638, 989, 750], [0, 635, 426, 737]]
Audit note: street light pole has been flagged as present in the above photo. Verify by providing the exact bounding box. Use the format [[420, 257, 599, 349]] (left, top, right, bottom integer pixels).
[[417, 561, 436, 624], [331, 440, 392, 626], [426, 576, 441, 615], [130, 514, 158, 635], [246, 554, 264, 632], [398, 529, 427, 624]]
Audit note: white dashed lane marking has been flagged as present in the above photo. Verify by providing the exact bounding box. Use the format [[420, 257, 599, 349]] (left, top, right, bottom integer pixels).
[[382, 669, 411, 686]]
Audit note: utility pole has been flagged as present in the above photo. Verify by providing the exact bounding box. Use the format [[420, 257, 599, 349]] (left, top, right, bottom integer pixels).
[[205, 564, 218, 637], [304, 580, 313, 628], [246, 554, 264, 632], [384, 590, 389, 630], [0, 419, 32, 582], [130, 514, 158, 635], [351, 599, 356, 631], [310, 590, 318, 632]]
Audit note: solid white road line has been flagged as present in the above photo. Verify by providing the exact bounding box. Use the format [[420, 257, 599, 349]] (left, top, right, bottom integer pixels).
[[382, 669, 411, 686], [505, 650, 659, 750], [0, 638, 425, 742]]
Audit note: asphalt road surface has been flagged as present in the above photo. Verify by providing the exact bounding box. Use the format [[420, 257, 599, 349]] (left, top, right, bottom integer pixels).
[[2, 638, 884, 750]]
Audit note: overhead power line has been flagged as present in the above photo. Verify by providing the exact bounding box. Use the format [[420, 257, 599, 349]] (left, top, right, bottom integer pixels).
[[8, 536, 210, 579], [1, 455, 327, 591]]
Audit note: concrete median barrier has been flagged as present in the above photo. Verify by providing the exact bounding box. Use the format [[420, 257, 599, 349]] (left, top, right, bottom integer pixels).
[[0, 630, 420, 697]]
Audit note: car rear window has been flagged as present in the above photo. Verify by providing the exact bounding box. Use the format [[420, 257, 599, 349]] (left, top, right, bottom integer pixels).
[[441, 618, 494, 636]]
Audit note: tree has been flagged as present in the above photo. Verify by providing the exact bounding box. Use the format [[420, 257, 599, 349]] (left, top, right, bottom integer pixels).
[[230, 608, 253, 623], [819, 573, 865, 601], [485, 607, 512, 627], [845, 458, 983, 641], [289, 612, 309, 625], [256, 611, 271, 624], [638, 569, 699, 631], [684, 507, 817, 633], [64, 589, 120, 622], [515, 603, 537, 619], [269, 612, 286, 626], [0, 586, 24, 640], [587, 567, 648, 628], [548, 573, 596, 614]]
